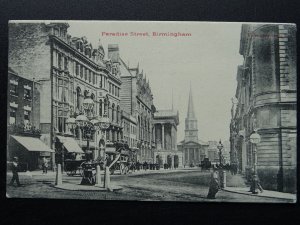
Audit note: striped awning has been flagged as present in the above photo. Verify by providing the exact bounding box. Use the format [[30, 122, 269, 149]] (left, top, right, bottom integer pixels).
[[56, 135, 84, 154], [11, 135, 54, 152]]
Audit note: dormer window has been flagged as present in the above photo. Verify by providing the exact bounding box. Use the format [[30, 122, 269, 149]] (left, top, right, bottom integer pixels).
[[112, 67, 116, 75], [54, 28, 59, 36], [85, 48, 92, 58]]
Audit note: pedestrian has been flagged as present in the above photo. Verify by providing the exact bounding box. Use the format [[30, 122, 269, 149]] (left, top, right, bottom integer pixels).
[[42, 157, 48, 174], [9, 157, 22, 187], [207, 165, 219, 199]]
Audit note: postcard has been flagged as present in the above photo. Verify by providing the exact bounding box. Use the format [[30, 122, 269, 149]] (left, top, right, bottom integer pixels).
[[6, 21, 296, 202]]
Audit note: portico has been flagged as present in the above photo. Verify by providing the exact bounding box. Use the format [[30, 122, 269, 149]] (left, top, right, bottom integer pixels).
[[153, 109, 182, 168]]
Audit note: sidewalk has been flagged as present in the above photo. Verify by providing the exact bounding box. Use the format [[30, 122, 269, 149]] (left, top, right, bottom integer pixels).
[[224, 172, 296, 202], [223, 186, 296, 202]]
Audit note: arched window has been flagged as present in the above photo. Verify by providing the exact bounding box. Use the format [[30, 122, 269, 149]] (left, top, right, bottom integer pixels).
[[112, 103, 115, 122], [107, 101, 110, 118], [99, 99, 103, 116], [104, 98, 108, 116], [84, 68, 88, 81], [58, 54, 62, 69], [76, 87, 81, 110], [116, 105, 120, 123], [91, 93, 95, 115]]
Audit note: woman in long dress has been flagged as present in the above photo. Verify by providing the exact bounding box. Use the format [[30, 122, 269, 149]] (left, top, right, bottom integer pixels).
[[207, 166, 220, 199]]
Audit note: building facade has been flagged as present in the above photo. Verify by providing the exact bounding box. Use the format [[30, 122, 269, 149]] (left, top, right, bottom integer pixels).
[[230, 24, 297, 193], [7, 68, 54, 170], [9, 22, 123, 168], [119, 60, 156, 163], [177, 87, 208, 166], [153, 109, 182, 168], [121, 110, 138, 160]]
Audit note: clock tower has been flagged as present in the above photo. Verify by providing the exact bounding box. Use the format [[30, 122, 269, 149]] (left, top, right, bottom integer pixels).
[[184, 86, 198, 143]]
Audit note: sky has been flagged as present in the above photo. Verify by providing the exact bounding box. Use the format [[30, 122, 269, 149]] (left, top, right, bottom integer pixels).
[[67, 21, 244, 143]]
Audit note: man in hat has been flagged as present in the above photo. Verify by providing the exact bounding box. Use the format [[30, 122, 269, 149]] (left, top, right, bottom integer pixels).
[[9, 157, 21, 187]]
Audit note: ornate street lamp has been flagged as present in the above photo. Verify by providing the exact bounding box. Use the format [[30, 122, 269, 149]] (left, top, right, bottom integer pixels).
[[217, 139, 224, 166], [66, 117, 76, 138], [249, 130, 261, 194]]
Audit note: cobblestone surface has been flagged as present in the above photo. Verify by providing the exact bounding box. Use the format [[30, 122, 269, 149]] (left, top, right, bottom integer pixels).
[[6, 170, 294, 202]]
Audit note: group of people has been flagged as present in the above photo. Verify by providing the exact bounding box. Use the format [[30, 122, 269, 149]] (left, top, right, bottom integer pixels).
[[133, 161, 160, 171]]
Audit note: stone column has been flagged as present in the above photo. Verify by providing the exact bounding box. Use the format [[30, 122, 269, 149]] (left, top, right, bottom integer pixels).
[[162, 123, 165, 150]]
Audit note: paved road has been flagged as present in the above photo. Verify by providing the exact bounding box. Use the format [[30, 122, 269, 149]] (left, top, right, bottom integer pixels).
[[6, 170, 293, 202]]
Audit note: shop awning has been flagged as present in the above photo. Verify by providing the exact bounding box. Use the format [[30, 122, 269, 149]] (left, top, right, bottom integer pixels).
[[56, 135, 83, 154], [63, 138, 84, 154], [11, 135, 54, 152]]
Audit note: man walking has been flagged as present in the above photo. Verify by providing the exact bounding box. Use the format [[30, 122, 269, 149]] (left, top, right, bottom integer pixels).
[[42, 157, 48, 174], [9, 157, 21, 187]]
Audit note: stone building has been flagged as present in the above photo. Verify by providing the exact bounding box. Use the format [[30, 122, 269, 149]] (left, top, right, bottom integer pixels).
[[230, 24, 296, 193], [7, 68, 54, 170], [9, 22, 123, 168], [119, 60, 156, 163], [121, 110, 138, 160], [177, 86, 208, 166], [153, 109, 182, 168]]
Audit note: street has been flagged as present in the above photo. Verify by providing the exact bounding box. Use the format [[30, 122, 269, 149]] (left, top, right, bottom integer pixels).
[[6, 169, 293, 202]]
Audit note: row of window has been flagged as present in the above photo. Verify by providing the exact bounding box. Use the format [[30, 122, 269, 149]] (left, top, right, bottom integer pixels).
[[53, 49, 120, 91], [9, 107, 31, 125], [138, 101, 151, 117], [123, 121, 136, 135], [108, 82, 120, 97], [10, 83, 32, 100]]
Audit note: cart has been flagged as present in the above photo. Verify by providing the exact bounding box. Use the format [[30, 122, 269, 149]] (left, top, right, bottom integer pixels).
[[64, 159, 85, 176], [106, 141, 132, 175]]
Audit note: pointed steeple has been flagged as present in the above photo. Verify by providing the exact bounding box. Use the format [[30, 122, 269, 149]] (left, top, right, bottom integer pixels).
[[172, 89, 174, 110], [187, 84, 196, 118]]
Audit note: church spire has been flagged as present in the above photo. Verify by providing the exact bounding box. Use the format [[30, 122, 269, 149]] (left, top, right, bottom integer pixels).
[[172, 89, 174, 110], [187, 84, 196, 118]]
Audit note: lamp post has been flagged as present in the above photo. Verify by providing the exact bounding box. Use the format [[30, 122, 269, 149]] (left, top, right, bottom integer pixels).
[[217, 140, 224, 166], [249, 130, 261, 194], [217, 139, 226, 188], [66, 91, 111, 186]]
